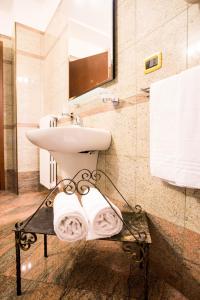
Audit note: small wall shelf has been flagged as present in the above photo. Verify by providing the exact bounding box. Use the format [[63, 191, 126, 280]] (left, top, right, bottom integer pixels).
[[13, 169, 151, 299]]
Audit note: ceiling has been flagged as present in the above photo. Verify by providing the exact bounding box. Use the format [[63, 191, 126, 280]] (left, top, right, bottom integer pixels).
[[0, 0, 61, 36]]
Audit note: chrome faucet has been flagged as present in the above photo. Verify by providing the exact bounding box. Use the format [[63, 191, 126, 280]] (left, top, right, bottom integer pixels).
[[60, 111, 83, 126], [74, 114, 83, 126], [61, 112, 74, 118]]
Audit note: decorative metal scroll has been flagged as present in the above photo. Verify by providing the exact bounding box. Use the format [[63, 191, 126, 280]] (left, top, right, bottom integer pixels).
[[14, 169, 147, 250], [122, 241, 148, 264], [15, 230, 37, 251]]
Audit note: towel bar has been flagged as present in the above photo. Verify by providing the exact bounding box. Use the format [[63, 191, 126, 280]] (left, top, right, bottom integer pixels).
[[141, 87, 150, 96], [13, 169, 151, 299]]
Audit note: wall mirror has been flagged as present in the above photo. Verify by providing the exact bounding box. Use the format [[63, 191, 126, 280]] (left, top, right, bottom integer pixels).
[[68, 0, 115, 99]]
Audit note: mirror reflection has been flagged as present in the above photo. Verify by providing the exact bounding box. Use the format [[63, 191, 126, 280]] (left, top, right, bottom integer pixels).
[[68, 0, 115, 99]]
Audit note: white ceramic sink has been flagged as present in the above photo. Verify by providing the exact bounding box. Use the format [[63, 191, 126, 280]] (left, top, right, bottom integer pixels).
[[26, 125, 111, 179], [26, 125, 111, 153]]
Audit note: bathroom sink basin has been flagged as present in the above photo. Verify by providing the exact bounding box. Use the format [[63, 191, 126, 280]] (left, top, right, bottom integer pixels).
[[26, 125, 111, 153], [26, 125, 111, 179]]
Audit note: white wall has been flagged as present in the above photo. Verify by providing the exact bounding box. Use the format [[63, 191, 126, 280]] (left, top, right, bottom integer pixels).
[[0, 0, 61, 36]]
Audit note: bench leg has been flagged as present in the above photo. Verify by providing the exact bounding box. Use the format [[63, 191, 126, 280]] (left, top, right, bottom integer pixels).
[[139, 247, 144, 269], [15, 231, 21, 296], [44, 234, 48, 258], [144, 244, 149, 300]]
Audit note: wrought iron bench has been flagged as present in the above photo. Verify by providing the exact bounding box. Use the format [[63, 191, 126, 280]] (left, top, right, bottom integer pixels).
[[14, 169, 151, 299]]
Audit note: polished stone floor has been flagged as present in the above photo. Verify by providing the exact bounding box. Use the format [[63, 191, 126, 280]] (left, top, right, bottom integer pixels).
[[0, 191, 187, 300]]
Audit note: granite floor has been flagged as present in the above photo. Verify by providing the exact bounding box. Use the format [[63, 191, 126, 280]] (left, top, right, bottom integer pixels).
[[0, 191, 187, 300]]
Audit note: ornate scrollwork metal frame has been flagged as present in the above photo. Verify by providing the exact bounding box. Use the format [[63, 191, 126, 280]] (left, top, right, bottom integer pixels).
[[15, 169, 147, 250], [14, 169, 150, 297], [18, 232, 37, 251]]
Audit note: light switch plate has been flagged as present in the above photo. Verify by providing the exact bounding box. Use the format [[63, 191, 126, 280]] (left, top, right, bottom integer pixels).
[[144, 52, 162, 74]]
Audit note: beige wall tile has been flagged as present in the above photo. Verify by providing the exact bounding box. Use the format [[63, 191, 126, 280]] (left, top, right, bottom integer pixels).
[[105, 154, 136, 206], [17, 127, 39, 172], [136, 11, 187, 92], [185, 189, 200, 234], [136, 101, 149, 158], [44, 61, 67, 98], [96, 153, 106, 194], [44, 88, 67, 115], [16, 54, 43, 123], [136, 157, 186, 227], [17, 87, 42, 123], [16, 54, 42, 83], [83, 105, 137, 157], [136, 0, 187, 41], [118, 0, 136, 48], [16, 25, 43, 55], [113, 43, 136, 99], [97, 153, 106, 172], [187, 4, 200, 67]]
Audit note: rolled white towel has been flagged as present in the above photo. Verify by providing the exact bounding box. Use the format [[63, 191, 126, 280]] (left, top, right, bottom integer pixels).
[[81, 188, 123, 240], [53, 192, 88, 242]]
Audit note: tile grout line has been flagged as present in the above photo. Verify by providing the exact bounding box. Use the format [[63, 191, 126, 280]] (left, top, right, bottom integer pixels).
[[135, 6, 189, 46]]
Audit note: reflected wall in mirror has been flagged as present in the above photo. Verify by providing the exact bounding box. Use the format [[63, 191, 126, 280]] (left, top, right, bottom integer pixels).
[[69, 0, 115, 99]]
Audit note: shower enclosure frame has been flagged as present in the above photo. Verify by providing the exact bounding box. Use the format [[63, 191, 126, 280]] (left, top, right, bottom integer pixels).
[[13, 169, 151, 299], [0, 41, 5, 190]]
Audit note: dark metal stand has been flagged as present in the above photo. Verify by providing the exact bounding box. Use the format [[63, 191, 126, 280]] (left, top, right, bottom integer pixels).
[[13, 169, 151, 299], [44, 234, 48, 258], [15, 231, 21, 296]]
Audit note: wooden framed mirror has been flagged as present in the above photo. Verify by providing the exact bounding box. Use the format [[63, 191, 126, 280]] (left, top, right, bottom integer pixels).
[[68, 0, 116, 99]]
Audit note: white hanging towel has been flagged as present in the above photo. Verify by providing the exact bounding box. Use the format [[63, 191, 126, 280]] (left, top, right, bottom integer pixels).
[[53, 192, 88, 242], [150, 74, 181, 183], [150, 65, 200, 188], [81, 188, 123, 240], [173, 66, 200, 188]]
